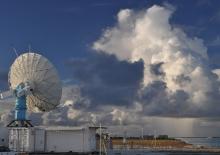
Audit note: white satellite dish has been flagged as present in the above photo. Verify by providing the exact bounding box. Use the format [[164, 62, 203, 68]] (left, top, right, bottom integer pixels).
[[8, 52, 62, 112]]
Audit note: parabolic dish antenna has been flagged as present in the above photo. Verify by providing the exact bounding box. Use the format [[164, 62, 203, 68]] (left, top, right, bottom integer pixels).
[[8, 52, 62, 112]]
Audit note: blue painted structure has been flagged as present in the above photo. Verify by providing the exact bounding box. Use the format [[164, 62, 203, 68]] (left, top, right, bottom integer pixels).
[[14, 84, 27, 120]]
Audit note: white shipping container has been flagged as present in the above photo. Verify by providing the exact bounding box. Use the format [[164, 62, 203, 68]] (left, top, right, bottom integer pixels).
[[44, 127, 97, 152], [8, 126, 97, 153]]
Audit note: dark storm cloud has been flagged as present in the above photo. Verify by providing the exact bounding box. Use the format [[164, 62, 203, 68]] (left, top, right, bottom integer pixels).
[[66, 53, 144, 108], [139, 80, 167, 104], [42, 107, 76, 126], [139, 80, 170, 116], [143, 85, 186, 116], [173, 74, 191, 86], [138, 75, 220, 117], [150, 62, 165, 76]]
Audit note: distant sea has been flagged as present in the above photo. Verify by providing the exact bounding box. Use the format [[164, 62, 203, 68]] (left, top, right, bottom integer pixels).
[[179, 137, 220, 148], [108, 150, 220, 155]]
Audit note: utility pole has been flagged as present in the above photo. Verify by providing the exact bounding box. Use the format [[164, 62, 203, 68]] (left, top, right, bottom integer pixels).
[[100, 123, 102, 155], [141, 127, 144, 139], [154, 130, 157, 148]]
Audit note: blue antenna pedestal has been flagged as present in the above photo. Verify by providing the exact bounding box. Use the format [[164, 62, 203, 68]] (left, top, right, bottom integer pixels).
[[7, 84, 33, 127], [15, 95, 27, 120]]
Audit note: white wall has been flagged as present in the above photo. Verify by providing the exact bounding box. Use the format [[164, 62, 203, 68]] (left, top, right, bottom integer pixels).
[[33, 129, 45, 152], [45, 128, 97, 152], [46, 130, 89, 152], [0, 127, 8, 147], [88, 129, 96, 151], [7, 127, 97, 153], [8, 128, 32, 152]]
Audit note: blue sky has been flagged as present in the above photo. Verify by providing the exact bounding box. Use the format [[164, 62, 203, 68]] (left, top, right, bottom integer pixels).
[[0, 0, 220, 80]]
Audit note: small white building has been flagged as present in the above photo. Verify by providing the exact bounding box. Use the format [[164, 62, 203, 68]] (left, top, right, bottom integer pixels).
[[8, 126, 98, 153]]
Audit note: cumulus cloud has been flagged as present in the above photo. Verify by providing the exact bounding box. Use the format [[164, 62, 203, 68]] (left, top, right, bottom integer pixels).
[[93, 4, 220, 117]]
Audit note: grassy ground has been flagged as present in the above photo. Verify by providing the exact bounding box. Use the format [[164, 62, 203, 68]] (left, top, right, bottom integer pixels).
[[112, 139, 192, 149]]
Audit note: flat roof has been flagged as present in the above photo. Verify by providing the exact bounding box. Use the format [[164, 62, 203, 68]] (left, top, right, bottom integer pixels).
[[8, 126, 108, 131], [34, 126, 107, 131]]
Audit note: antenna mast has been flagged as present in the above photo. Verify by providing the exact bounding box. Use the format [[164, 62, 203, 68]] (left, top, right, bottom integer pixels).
[[12, 48, 19, 57], [28, 44, 31, 53]]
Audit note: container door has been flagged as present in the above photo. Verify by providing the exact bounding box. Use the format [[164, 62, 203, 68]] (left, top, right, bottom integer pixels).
[[34, 129, 45, 152]]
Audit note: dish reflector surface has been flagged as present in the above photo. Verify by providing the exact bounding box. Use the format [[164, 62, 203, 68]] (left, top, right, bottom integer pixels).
[[9, 52, 62, 112]]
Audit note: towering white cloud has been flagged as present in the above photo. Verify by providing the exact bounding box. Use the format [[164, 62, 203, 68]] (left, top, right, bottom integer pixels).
[[93, 5, 220, 112]]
